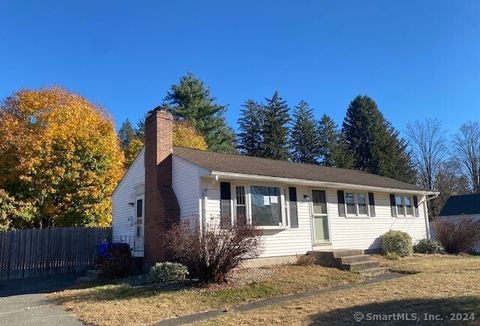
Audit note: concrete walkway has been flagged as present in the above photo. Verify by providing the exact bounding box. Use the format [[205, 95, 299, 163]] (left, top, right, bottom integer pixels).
[[0, 274, 84, 326], [155, 272, 406, 326]]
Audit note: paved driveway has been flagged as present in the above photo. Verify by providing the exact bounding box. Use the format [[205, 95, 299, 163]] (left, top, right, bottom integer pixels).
[[0, 274, 84, 326]]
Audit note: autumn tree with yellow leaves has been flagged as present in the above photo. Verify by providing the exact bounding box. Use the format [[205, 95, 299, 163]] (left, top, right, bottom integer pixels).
[[0, 87, 124, 229]]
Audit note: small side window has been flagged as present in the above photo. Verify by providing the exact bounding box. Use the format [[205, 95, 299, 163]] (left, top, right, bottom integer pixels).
[[235, 186, 247, 225], [136, 199, 143, 217], [289, 187, 298, 228]]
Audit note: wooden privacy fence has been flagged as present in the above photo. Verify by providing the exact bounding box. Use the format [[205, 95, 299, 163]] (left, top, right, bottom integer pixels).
[[0, 227, 111, 280]]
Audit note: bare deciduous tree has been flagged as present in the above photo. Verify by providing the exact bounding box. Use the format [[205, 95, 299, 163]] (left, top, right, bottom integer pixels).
[[430, 160, 469, 218], [406, 119, 448, 190], [454, 121, 480, 193]]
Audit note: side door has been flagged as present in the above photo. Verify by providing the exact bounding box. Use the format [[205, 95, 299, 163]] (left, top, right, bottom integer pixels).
[[134, 195, 144, 256]]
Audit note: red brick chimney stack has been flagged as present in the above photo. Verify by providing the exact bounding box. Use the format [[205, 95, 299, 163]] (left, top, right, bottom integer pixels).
[[144, 107, 180, 264]]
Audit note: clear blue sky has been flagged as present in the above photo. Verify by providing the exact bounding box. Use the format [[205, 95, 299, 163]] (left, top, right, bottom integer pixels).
[[1, 1, 479, 136]]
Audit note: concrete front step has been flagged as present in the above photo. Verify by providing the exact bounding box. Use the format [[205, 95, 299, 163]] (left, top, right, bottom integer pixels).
[[343, 260, 380, 272], [336, 254, 371, 264], [332, 249, 364, 258]]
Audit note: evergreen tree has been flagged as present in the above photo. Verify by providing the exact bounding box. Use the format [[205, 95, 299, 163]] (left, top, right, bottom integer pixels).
[[237, 100, 264, 156], [135, 117, 145, 139], [163, 73, 235, 153], [318, 114, 352, 168], [342, 95, 415, 182], [262, 91, 290, 160], [289, 101, 319, 164], [118, 119, 137, 150]]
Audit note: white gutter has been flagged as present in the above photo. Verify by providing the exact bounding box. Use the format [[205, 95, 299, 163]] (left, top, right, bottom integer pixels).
[[422, 193, 440, 239], [209, 171, 439, 196]]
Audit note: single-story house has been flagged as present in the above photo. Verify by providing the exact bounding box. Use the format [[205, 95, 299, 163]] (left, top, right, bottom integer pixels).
[[112, 108, 438, 265], [438, 193, 480, 252]]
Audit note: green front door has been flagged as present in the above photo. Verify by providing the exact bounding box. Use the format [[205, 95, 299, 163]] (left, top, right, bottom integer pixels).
[[312, 190, 330, 243]]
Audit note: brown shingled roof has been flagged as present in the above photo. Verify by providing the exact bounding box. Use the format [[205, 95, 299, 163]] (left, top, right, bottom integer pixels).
[[173, 147, 429, 192]]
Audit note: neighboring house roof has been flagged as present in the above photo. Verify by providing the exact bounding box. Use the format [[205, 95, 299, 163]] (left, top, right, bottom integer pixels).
[[173, 147, 430, 193], [439, 193, 480, 216]]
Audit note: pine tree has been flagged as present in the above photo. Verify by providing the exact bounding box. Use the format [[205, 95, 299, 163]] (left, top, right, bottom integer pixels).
[[342, 95, 415, 182], [163, 73, 235, 153], [237, 100, 264, 156], [317, 114, 352, 168], [118, 119, 137, 150], [262, 91, 290, 160], [316, 115, 345, 167], [289, 101, 319, 164]]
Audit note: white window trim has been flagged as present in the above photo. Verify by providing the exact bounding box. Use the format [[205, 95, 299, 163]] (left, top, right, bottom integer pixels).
[[394, 194, 415, 218], [232, 183, 289, 229], [344, 191, 370, 218], [343, 190, 371, 218]]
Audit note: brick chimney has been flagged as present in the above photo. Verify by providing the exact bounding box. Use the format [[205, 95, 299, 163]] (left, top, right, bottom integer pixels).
[[144, 107, 180, 264]]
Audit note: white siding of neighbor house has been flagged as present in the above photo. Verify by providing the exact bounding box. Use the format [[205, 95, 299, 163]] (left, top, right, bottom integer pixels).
[[112, 148, 145, 246], [201, 179, 429, 257], [433, 215, 480, 252]]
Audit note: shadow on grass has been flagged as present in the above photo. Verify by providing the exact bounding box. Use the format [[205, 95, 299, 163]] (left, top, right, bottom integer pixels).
[[309, 296, 480, 325]]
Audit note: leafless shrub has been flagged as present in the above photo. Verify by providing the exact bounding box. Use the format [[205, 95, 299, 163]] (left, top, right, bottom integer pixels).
[[432, 217, 480, 254], [163, 220, 262, 283]]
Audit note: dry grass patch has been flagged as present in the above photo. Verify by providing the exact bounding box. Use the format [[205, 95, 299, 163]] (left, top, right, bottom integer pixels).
[[50, 264, 363, 326], [200, 255, 480, 325], [376, 253, 480, 274]]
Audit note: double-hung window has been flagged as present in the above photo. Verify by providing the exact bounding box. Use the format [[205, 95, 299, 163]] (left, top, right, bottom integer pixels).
[[235, 186, 247, 224], [393, 194, 414, 217], [344, 192, 369, 217]]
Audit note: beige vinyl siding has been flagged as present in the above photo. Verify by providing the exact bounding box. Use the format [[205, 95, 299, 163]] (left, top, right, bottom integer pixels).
[[112, 148, 145, 247], [328, 190, 428, 250]]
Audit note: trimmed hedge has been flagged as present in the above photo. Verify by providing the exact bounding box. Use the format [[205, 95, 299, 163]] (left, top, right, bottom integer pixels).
[[382, 230, 413, 257], [413, 239, 445, 254], [149, 262, 189, 283]]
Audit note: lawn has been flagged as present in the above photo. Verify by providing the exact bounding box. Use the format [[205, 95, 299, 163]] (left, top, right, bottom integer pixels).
[[50, 264, 363, 326], [200, 254, 480, 325]]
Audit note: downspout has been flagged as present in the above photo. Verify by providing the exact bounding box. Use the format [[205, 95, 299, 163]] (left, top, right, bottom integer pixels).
[[202, 175, 218, 234], [422, 193, 439, 239]]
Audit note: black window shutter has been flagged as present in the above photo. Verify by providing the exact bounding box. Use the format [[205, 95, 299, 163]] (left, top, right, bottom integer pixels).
[[337, 190, 346, 217], [289, 187, 299, 228], [413, 195, 419, 217], [389, 194, 397, 217], [368, 192, 376, 217], [220, 182, 231, 228]]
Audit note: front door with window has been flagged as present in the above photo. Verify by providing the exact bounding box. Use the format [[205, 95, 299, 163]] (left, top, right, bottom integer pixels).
[[312, 190, 330, 243]]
